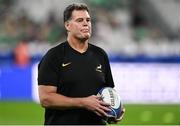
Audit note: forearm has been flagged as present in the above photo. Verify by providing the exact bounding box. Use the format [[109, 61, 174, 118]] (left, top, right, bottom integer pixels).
[[40, 92, 84, 109], [38, 85, 110, 117]]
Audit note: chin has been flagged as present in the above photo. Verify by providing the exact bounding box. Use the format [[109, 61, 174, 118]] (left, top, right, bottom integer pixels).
[[79, 37, 89, 42], [79, 35, 91, 41]]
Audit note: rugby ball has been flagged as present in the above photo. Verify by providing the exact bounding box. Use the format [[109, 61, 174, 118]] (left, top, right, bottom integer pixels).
[[97, 87, 122, 119]]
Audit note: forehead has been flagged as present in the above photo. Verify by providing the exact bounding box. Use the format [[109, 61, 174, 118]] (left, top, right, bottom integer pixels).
[[71, 10, 90, 20]]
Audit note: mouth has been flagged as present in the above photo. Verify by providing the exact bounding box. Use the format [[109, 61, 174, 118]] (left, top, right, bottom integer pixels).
[[81, 29, 89, 33]]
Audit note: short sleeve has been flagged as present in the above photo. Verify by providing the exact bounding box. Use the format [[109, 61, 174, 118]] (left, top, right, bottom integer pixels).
[[102, 50, 114, 88], [38, 49, 59, 86]]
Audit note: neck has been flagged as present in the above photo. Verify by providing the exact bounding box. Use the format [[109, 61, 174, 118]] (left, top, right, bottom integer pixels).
[[67, 36, 88, 53]]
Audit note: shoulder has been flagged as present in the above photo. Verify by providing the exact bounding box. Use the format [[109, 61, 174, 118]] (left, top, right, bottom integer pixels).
[[39, 42, 67, 64], [89, 43, 108, 57], [44, 42, 67, 58]]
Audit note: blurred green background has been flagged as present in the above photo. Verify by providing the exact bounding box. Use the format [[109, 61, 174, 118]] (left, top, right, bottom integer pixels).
[[0, 102, 180, 125]]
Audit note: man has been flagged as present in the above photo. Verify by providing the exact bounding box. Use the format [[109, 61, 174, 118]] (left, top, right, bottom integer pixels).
[[38, 3, 124, 125]]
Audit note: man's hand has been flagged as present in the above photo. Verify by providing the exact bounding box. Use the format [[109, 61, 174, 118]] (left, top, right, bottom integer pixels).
[[107, 107, 125, 124], [81, 95, 111, 117]]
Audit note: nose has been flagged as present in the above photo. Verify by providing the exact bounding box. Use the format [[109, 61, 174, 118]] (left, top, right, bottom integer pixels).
[[83, 20, 88, 26]]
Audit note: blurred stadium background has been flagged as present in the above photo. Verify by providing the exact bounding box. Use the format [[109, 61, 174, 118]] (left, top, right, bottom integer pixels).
[[0, 0, 180, 125]]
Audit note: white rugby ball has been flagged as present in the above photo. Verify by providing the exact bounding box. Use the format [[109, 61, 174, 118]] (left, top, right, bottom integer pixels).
[[97, 87, 122, 119]]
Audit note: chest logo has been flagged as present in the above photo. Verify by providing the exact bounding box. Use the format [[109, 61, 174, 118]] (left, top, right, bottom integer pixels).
[[62, 62, 71, 67], [96, 64, 102, 72]]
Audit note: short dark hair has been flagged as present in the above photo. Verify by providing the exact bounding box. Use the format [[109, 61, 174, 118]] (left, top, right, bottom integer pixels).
[[63, 3, 89, 23]]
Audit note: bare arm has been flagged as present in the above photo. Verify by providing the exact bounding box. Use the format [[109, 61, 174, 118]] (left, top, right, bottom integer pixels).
[[38, 85, 111, 117], [38, 85, 82, 108]]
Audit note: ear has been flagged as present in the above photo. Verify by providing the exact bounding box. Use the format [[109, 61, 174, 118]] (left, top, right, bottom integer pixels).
[[65, 21, 70, 31]]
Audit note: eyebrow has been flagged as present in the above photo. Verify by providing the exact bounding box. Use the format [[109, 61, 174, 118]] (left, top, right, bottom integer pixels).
[[75, 17, 91, 21]]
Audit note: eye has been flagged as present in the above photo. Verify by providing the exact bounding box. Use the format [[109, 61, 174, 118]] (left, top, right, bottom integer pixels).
[[86, 18, 91, 22], [76, 18, 83, 22]]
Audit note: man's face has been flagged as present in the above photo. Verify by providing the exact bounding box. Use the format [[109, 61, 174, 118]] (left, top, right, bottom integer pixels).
[[65, 10, 92, 41]]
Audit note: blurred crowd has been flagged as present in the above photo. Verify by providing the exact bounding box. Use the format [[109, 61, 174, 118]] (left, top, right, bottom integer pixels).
[[0, 0, 131, 44], [0, 0, 180, 65], [0, 4, 66, 44]]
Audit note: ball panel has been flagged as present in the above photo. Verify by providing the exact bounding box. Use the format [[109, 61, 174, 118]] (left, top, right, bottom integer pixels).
[[97, 87, 122, 119]]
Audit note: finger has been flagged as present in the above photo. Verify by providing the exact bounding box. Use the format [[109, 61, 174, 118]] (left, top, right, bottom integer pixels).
[[99, 100, 110, 106], [122, 108, 126, 112], [96, 107, 108, 117], [121, 108, 125, 116], [99, 105, 111, 112], [116, 108, 125, 121], [116, 115, 124, 122], [94, 111, 102, 117], [107, 108, 126, 124], [95, 95, 103, 100]]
